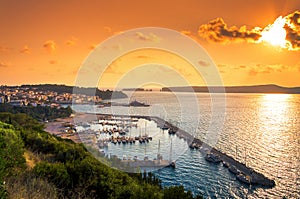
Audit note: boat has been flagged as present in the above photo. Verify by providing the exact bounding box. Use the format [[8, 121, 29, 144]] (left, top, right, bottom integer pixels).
[[168, 138, 175, 168], [189, 142, 200, 149], [168, 128, 176, 135], [236, 173, 251, 184], [162, 126, 169, 130], [120, 139, 176, 169], [205, 153, 222, 163], [81, 123, 90, 128], [223, 161, 229, 168], [169, 161, 176, 168], [103, 141, 109, 147], [228, 165, 240, 175], [129, 100, 150, 107]]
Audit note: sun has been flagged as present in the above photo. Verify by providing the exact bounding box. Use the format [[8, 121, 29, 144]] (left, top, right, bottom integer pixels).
[[259, 16, 287, 48]]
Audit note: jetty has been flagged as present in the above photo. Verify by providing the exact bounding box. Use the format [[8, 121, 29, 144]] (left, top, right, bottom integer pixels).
[[121, 159, 171, 168], [77, 113, 275, 187]]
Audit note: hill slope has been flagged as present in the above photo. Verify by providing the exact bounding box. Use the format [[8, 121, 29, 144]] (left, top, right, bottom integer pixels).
[[161, 84, 300, 94], [0, 113, 202, 199]]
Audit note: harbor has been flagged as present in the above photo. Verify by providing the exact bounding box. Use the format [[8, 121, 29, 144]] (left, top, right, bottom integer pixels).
[[69, 113, 275, 188]]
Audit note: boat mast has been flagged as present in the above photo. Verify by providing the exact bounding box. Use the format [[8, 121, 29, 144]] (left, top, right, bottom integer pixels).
[[169, 138, 172, 163], [144, 121, 147, 137], [139, 126, 141, 137], [157, 139, 161, 161]]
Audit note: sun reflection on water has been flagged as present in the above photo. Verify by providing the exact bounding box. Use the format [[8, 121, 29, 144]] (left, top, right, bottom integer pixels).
[[259, 94, 291, 125], [254, 94, 299, 197]]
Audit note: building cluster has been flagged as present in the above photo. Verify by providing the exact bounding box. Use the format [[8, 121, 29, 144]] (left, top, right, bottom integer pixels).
[[0, 86, 102, 107]]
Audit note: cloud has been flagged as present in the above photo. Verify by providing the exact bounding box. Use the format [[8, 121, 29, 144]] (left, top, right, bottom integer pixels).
[[217, 64, 226, 68], [104, 64, 123, 75], [112, 44, 122, 51], [43, 40, 57, 54], [248, 68, 258, 76], [65, 37, 78, 46], [197, 11, 300, 51], [104, 26, 112, 33], [89, 44, 97, 50], [0, 62, 10, 67], [284, 11, 300, 50], [0, 46, 11, 53], [135, 32, 161, 42], [49, 60, 59, 64], [247, 64, 294, 76], [136, 55, 151, 59], [181, 30, 192, 36], [198, 60, 210, 67], [20, 45, 31, 54], [198, 18, 261, 44]]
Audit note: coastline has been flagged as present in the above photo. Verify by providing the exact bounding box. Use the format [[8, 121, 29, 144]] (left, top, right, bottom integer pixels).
[[45, 112, 276, 188]]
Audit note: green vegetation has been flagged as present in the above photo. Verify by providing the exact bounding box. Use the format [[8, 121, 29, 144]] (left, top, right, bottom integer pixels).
[[0, 104, 72, 121], [0, 121, 26, 198], [0, 112, 203, 199]]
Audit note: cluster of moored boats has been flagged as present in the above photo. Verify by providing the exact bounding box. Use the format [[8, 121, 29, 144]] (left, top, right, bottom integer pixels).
[[188, 138, 256, 186], [110, 135, 153, 145], [204, 152, 252, 185]]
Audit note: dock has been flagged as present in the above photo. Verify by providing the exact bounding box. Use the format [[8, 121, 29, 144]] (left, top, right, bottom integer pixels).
[[77, 113, 275, 187], [121, 159, 171, 168]]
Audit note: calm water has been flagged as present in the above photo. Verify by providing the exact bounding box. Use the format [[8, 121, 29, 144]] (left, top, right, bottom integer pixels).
[[73, 92, 300, 199]]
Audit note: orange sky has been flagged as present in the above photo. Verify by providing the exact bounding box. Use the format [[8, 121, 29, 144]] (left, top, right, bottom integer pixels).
[[0, 0, 299, 88]]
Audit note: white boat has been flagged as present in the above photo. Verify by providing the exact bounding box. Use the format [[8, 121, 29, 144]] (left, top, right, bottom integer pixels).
[[228, 165, 240, 175], [205, 153, 222, 163]]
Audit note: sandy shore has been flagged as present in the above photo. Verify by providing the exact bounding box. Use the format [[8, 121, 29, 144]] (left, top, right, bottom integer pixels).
[[45, 113, 79, 143]]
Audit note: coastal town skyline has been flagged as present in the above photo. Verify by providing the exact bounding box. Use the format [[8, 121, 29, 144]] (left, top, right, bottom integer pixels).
[[0, 0, 300, 89]]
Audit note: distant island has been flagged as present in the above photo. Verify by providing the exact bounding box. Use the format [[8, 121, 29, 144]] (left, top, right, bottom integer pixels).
[[161, 84, 300, 94], [122, 88, 153, 92]]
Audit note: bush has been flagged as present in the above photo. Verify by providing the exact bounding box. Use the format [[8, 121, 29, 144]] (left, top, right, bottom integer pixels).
[[0, 113, 203, 199]]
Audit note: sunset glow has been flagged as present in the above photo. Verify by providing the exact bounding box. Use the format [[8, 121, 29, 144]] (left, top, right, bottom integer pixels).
[[259, 16, 287, 48], [0, 1, 299, 88]]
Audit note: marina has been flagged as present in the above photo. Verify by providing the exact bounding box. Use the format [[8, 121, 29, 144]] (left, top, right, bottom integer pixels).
[[54, 92, 300, 198], [73, 113, 275, 187]]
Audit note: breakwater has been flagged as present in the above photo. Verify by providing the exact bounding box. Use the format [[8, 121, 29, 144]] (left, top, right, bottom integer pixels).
[[92, 113, 275, 187]]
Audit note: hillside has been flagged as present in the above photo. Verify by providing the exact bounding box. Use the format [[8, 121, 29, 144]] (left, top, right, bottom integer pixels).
[[1, 84, 127, 100], [0, 112, 203, 199], [161, 84, 300, 94]]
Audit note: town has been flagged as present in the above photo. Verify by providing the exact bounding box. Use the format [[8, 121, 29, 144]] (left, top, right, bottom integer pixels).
[[0, 85, 104, 107]]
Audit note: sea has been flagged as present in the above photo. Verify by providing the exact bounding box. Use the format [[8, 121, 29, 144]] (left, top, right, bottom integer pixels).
[[72, 91, 300, 199]]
